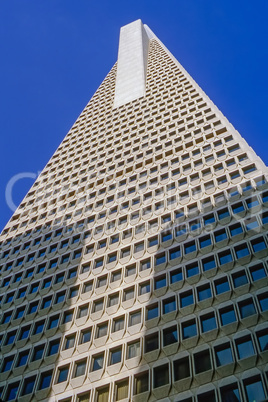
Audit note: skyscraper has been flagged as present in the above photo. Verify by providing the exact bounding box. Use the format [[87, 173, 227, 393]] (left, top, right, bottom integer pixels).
[[0, 18, 268, 402]]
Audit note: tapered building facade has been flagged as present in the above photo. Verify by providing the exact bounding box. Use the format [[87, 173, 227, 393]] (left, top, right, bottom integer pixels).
[[0, 20, 268, 402]]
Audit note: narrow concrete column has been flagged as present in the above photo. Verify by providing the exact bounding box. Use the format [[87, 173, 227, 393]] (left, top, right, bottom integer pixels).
[[113, 19, 149, 108]]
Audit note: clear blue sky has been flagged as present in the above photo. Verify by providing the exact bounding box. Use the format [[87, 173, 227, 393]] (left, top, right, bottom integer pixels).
[[0, 0, 267, 232]]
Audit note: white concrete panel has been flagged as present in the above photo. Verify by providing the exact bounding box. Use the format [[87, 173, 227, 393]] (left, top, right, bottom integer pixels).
[[113, 20, 149, 108]]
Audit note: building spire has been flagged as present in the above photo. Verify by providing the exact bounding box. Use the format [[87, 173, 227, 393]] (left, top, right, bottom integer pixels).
[[113, 19, 150, 108]]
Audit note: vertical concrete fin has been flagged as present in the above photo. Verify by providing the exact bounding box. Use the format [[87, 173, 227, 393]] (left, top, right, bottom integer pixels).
[[113, 20, 149, 108]]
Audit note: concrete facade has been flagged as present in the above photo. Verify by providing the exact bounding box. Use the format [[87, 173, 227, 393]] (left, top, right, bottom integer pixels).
[[0, 20, 268, 402]]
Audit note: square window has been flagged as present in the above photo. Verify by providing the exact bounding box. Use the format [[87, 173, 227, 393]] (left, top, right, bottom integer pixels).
[[57, 365, 69, 383], [201, 314, 217, 332], [235, 244, 250, 259], [134, 372, 149, 395], [32, 344, 45, 361], [256, 330, 268, 352], [219, 251, 233, 265], [5, 382, 19, 401], [199, 236, 212, 248], [145, 333, 159, 353], [186, 263, 199, 278], [129, 310, 141, 326], [180, 291, 194, 308], [2, 355, 14, 372], [127, 341, 140, 359], [173, 357, 190, 381], [202, 256, 216, 271], [215, 343, 233, 366], [38, 371, 52, 390], [33, 321, 45, 335], [236, 336, 255, 359], [258, 293, 268, 311], [170, 268, 183, 284], [239, 299, 256, 318], [21, 376, 35, 396], [139, 282, 150, 295], [146, 304, 158, 320], [182, 320, 197, 339], [220, 383, 241, 402], [244, 377, 266, 402], [250, 263, 266, 282], [163, 326, 178, 346], [220, 306, 236, 326], [197, 284, 212, 301], [113, 316, 124, 332], [115, 379, 129, 401], [194, 350, 211, 374], [80, 328, 91, 344], [154, 275, 166, 290], [16, 350, 29, 367], [47, 339, 60, 356], [74, 359, 87, 377], [153, 364, 169, 388], [163, 297, 176, 314], [110, 347, 122, 365], [64, 334, 76, 350], [96, 386, 109, 401], [124, 287, 134, 301], [96, 322, 108, 338]]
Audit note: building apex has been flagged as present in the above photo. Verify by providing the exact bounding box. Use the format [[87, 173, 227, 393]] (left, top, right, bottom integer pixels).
[[113, 19, 150, 108]]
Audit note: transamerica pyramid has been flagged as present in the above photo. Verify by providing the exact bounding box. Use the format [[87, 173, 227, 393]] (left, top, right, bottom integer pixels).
[[0, 19, 268, 402]]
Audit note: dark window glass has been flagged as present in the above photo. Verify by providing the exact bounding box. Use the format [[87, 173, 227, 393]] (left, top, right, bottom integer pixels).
[[215, 344, 233, 366], [244, 377, 266, 402], [220, 307, 236, 326], [145, 333, 159, 353], [194, 350, 211, 374], [256, 331, 268, 352], [134, 372, 149, 395], [199, 236, 212, 248], [250, 264, 266, 281], [251, 238, 266, 252], [220, 384, 241, 402], [215, 277, 230, 294], [235, 245, 250, 260], [110, 347, 122, 365], [48, 339, 60, 355], [153, 364, 169, 388], [146, 305, 158, 320], [236, 337, 255, 359], [201, 314, 217, 332], [173, 357, 190, 381], [186, 263, 199, 278], [258, 293, 268, 312], [163, 297, 176, 314], [38, 371, 53, 390], [163, 326, 178, 346], [202, 256, 216, 271], [21, 376, 35, 395], [182, 320, 197, 339], [180, 291, 193, 308], [92, 354, 104, 371], [17, 350, 29, 367], [219, 251, 233, 265], [57, 366, 69, 383], [198, 285, 212, 301], [239, 299, 256, 318], [6, 382, 19, 401], [34, 321, 45, 335], [32, 345, 45, 361], [170, 268, 182, 284], [155, 276, 166, 290], [233, 271, 248, 288]]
